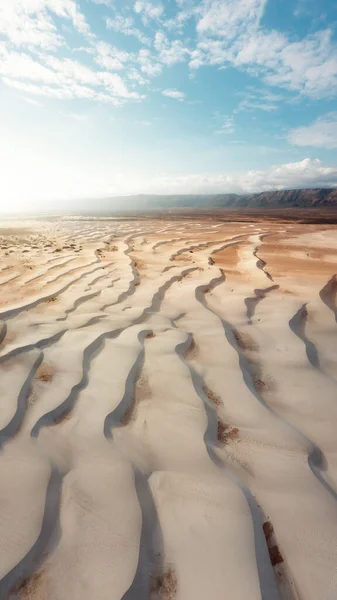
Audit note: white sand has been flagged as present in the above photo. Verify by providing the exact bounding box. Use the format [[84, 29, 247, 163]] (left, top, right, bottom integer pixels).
[[0, 216, 336, 599]]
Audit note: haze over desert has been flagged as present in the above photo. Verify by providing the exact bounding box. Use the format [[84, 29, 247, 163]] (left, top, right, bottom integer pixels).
[[0, 213, 336, 599]]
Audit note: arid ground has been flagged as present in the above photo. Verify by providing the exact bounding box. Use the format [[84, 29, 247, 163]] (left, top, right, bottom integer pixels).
[[0, 214, 337, 600]]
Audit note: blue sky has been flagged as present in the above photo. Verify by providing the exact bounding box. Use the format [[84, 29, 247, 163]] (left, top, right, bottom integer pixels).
[[1, 0, 337, 209]]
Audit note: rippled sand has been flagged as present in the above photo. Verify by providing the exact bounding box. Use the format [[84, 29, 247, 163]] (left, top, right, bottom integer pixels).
[[0, 215, 336, 600]]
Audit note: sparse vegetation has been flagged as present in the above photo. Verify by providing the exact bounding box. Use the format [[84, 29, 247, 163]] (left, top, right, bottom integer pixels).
[[217, 421, 239, 444], [151, 566, 178, 599], [36, 363, 54, 383], [233, 329, 259, 352], [203, 385, 222, 406], [12, 570, 44, 598], [263, 520, 284, 567]]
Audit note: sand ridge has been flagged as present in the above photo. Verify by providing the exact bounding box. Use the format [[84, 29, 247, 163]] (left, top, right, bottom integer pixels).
[[0, 216, 336, 599]]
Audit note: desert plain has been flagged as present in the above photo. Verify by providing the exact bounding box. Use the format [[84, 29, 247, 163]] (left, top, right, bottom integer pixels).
[[0, 212, 336, 600]]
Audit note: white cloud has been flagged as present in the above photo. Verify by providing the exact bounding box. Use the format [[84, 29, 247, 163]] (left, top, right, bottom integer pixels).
[[162, 88, 185, 100], [127, 67, 148, 85], [138, 49, 162, 76], [154, 31, 189, 65], [197, 0, 266, 39], [3, 76, 128, 105], [94, 41, 132, 71], [288, 115, 337, 149], [134, 1, 164, 24], [91, 0, 112, 5], [188, 0, 337, 98], [0, 49, 144, 103], [164, 9, 192, 32], [0, 50, 58, 84], [0, 0, 92, 50], [106, 15, 151, 45], [135, 159, 337, 195]]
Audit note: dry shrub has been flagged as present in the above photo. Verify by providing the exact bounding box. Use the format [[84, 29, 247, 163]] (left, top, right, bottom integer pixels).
[[133, 258, 146, 270], [146, 332, 155, 339], [263, 520, 284, 567], [233, 330, 259, 352], [151, 566, 178, 599], [45, 296, 57, 303], [53, 410, 71, 424], [36, 363, 54, 383], [203, 385, 222, 406], [217, 421, 239, 444], [252, 372, 276, 393], [253, 377, 267, 392], [12, 571, 44, 598]]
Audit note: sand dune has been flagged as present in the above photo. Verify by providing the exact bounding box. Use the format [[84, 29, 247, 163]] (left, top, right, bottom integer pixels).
[[0, 215, 336, 599]]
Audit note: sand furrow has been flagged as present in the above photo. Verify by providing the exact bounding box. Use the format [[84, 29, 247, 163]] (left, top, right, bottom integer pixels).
[[0, 216, 336, 600]]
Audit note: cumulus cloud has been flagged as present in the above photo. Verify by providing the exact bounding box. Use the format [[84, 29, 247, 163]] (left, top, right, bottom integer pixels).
[[197, 0, 266, 39], [0, 1, 148, 106], [154, 31, 189, 65], [162, 88, 185, 100], [288, 114, 337, 149], [138, 49, 162, 76], [137, 159, 337, 195], [134, 1, 164, 24], [189, 0, 337, 98], [94, 41, 132, 71], [0, 0, 92, 50]]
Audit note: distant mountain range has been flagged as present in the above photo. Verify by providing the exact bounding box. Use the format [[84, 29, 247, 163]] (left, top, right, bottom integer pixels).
[[44, 187, 337, 215]]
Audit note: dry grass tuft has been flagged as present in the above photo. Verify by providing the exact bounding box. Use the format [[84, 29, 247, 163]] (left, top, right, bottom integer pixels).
[[233, 330, 259, 352], [133, 258, 146, 270], [217, 421, 239, 444], [146, 332, 155, 339], [12, 570, 44, 598], [263, 520, 284, 567], [203, 385, 222, 406], [151, 566, 178, 599], [36, 363, 54, 383], [45, 296, 58, 303], [53, 410, 71, 424]]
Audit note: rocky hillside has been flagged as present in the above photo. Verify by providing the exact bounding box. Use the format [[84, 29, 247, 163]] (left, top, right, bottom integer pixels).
[[40, 187, 337, 215], [91, 188, 337, 212], [235, 188, 337, 208]]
